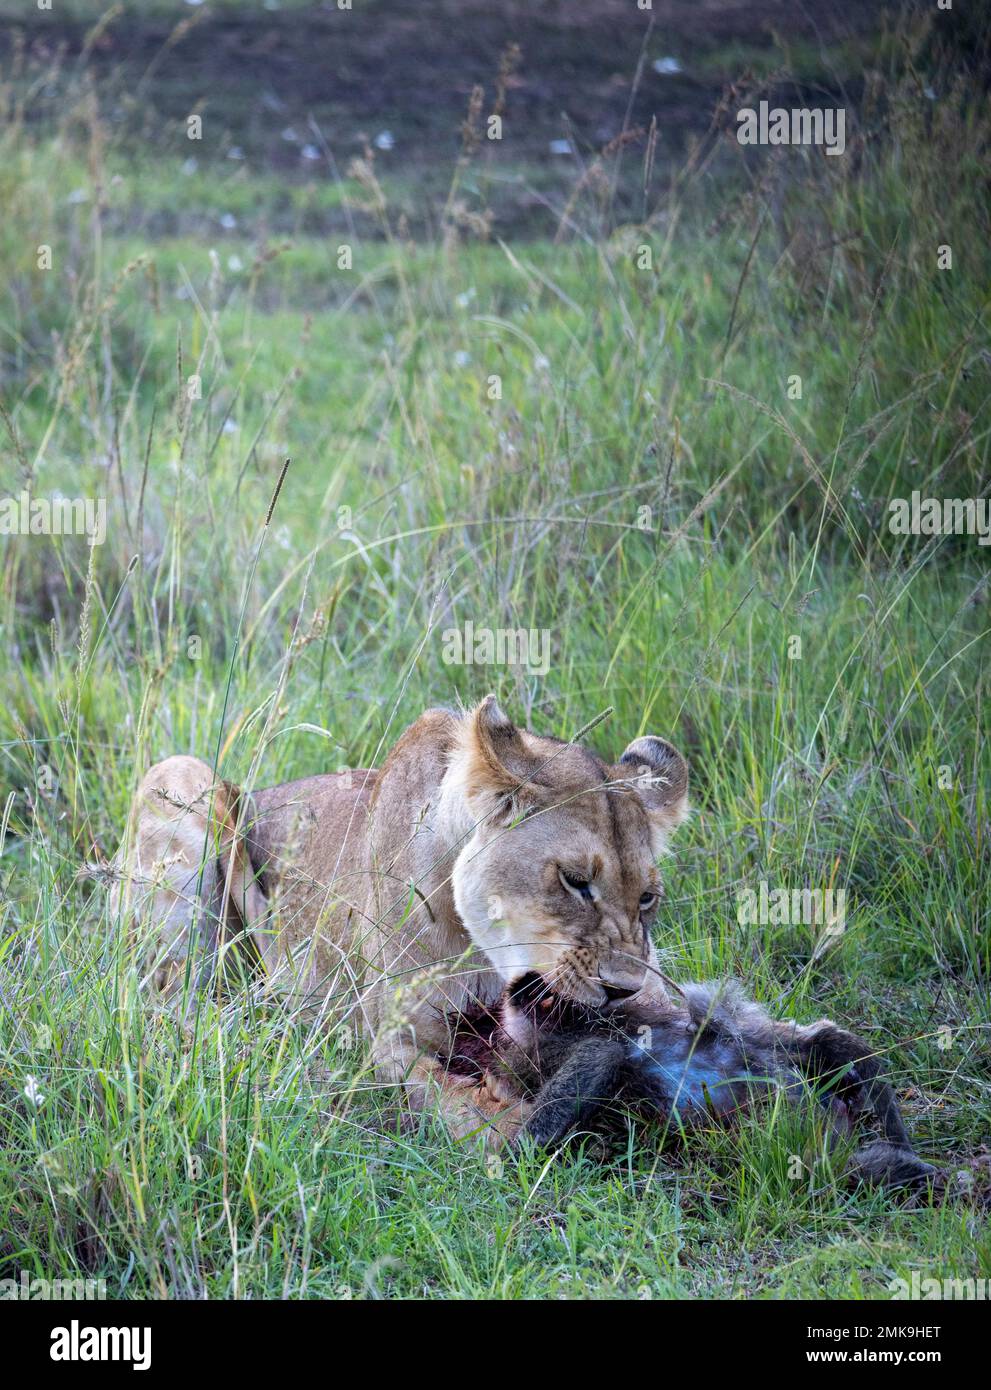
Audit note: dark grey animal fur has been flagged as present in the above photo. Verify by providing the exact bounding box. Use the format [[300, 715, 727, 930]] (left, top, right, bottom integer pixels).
[[445, 976, 939, 1193]]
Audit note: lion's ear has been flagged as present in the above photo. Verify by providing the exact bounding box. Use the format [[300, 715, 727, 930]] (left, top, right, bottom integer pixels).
[[458, 695, 537, 823], [617, 735, 689, 846]]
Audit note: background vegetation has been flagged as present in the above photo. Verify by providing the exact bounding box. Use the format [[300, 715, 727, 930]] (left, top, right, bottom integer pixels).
[[0, 1, 988, 1298]]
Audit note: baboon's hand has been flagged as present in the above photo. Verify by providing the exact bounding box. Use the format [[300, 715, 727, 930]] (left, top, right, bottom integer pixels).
[[847, 1140, 942, 1197]]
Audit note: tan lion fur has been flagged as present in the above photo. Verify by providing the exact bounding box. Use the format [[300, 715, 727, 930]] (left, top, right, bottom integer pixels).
[[111, 698, 689, 1143]]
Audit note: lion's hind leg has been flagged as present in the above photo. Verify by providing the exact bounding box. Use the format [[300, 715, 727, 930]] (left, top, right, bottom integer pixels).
[[110, 755, 268, 1009]]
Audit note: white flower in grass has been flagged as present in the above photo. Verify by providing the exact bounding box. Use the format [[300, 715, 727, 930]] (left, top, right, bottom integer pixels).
[[652, 57, 682, 75], [549, 138, 573, 155], [181, 157, 198, 176], [219, 213, 237, 230], [301, 144, 321, 161], [453, 351, 471, 368], [374, 130, 395, 151], [24, 1075, 45, 1108]]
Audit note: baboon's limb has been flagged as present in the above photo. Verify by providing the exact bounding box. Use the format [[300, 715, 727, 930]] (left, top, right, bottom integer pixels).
[[525, 1036, 628, 1149]]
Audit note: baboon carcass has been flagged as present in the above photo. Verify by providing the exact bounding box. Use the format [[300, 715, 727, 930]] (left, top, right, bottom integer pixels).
[[444, 975, 938, 1191]]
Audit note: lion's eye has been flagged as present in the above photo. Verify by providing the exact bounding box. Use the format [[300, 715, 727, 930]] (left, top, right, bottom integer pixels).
[[639, 891, 658, 911], [559, 869, 593, 899]]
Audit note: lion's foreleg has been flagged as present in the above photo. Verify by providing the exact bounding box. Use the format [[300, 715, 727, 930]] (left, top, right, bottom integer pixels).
[[373, 1036, 529, 1149]]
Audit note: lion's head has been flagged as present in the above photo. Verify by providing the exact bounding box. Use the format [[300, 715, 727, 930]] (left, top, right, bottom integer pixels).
[[444, 697, 689, 1008]]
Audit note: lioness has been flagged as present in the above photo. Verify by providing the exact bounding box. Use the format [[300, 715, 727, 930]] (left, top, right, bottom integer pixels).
[[111, 697, 689, 1142]]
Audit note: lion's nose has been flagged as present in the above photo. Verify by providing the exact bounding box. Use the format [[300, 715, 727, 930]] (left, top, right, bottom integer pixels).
[[602, 983, 639, 1002]]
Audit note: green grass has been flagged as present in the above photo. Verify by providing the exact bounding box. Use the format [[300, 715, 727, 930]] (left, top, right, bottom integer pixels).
[[0, 15, 989, 1299]]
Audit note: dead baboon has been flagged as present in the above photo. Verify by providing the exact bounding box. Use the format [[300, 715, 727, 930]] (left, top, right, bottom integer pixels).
[[443, 974, 939, 1192]]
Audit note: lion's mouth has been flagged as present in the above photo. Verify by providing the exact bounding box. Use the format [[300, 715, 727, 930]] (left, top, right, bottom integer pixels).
[[508, 971, 599, 1028]]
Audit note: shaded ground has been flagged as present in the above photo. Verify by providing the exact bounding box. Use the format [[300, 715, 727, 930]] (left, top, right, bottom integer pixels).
[[2, 0, 912, 235]]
